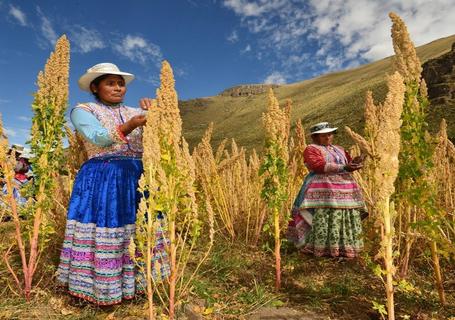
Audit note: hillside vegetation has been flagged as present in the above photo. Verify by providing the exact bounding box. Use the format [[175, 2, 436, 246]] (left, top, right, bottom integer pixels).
[[180, 35, 455, 151]]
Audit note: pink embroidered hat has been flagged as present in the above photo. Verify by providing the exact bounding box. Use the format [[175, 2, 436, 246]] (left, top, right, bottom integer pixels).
[[310, 122, 338, 135], [78, 63, 135, 92]]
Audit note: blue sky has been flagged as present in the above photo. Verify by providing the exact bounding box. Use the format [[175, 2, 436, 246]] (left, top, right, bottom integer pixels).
[[1, 0, 454, 146]]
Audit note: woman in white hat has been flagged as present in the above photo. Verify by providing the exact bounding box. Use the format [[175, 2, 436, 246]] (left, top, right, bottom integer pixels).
[[57, 63, 169, 305], [287, 122, 366, 259]]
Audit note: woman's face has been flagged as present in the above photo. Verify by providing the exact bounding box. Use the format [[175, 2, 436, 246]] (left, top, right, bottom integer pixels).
[[91, 75, 126, 104], [312, 132, 334, 146]]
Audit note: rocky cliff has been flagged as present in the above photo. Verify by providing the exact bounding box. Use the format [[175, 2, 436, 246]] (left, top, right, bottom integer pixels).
[[422, 42, 455, 105], [219, 84, 280, 97], [422, 42, 455, 140]]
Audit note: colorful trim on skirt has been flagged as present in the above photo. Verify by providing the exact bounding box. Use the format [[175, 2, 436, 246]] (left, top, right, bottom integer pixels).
[[57, 220, 170, 305], [288, 208, 363, 258]]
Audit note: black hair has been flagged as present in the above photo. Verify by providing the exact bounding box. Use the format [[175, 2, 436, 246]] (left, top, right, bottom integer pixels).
[[89, 74, 112, 102]]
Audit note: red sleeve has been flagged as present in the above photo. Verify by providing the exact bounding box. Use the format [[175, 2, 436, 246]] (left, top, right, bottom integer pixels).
[[304, 145, 346, 173], [304, 146, 326, 173]]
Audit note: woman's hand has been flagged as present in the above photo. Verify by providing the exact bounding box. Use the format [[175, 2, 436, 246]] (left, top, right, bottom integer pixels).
[[139, 98, 156, 111], [351, 154, 366, 164], [119, 115, 147, 136], [130, 115, 147, 127], [344, 162, 363, 172]]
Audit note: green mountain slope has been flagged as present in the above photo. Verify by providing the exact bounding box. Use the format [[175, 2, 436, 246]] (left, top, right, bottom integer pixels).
[[180, 35, 455, 151]]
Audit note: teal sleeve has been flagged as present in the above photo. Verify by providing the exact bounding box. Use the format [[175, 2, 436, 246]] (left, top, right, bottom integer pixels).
[[70, 107, 114, 147]]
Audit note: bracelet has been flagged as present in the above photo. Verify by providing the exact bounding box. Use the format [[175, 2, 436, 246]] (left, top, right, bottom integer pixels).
[[115, 125, 128, 143]]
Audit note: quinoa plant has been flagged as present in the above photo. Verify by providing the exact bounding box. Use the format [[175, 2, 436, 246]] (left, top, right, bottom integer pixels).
[[2, 35, 70, 301], [259, 89, 289, 290], [131, 61, 213, 320], [390, 12, 446, 304], [346, 72, 405, 320]]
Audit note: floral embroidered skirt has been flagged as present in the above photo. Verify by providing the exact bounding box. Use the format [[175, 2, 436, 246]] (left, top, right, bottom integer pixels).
[[57, 156, 170, 305], [287, 208, 364, 258]]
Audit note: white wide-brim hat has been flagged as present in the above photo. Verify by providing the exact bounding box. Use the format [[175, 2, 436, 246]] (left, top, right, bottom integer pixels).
[[78, 63, 135, 92], [20, 151, 34, 159], [310, 122, 338, 135]]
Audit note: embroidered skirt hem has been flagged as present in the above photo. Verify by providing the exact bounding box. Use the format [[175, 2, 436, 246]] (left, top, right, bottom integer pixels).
[[288, 208, 363, 258]]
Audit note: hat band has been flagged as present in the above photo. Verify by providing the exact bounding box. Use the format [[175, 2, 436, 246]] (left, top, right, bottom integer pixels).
[[311, 123, 331, 133]]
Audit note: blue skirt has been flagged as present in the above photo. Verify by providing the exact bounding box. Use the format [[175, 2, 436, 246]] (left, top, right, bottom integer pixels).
[[67, 156, 142, 227], [57, 156, 169, 305]]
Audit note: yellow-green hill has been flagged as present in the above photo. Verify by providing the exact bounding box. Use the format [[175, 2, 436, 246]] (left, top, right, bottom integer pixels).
[[180, 35, 455, 151]]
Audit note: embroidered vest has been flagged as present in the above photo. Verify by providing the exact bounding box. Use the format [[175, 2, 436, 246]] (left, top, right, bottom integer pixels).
[[307, 144, 348, 169], [76, 102, 143, 159]]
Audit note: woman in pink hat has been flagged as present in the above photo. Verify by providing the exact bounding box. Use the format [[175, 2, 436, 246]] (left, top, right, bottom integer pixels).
[[287, 122, 367, 259]]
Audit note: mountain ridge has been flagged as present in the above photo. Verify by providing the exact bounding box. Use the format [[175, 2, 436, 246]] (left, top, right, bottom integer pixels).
[[180, 34, 455, 152]]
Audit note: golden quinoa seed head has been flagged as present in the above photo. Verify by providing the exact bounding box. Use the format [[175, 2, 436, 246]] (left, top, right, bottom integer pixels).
[[364, 91, 378, 139], [374, 72, 405, 202], [345, 126, 373, 157], [389, 12, 422, 84], [141, 59, 198, 221], [290, 119, 308, 180], [346, 71, 405, 204], [34, 35, 70, 114], [31, 34, 70, 164], [428, 118, 455, 215], [283, 99, 292, 142], [141, 96, 160, 167], [156, 60, 182, 145], [420, 78, 428, 98], [294, 119, 307, 151], [263, 88, 289, 160], [435, 119, 455, 162], [0, 114, 9, 165]]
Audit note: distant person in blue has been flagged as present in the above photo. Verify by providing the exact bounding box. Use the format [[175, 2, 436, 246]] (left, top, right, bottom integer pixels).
[[57, 63, 169, 305]]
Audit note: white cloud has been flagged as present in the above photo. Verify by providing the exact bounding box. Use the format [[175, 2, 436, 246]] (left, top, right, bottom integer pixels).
[[223, 0, 455, 81], [37, 7, 58, 46], [17, 116, 31, 122], [241, 44, 251, 53], [325, 55, 344, 71], [139, 75, 161, 86], [4, 127, 17, 137], [264, 71, 286, 84], [18, 128, 30, 139], [227, 30, 239, 43], [174, 66, 188, 78], [223, 0, 287, 17], [69, 26, 106, 53], [113, 35, 163, 67], [9, 5, 27, 26]]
